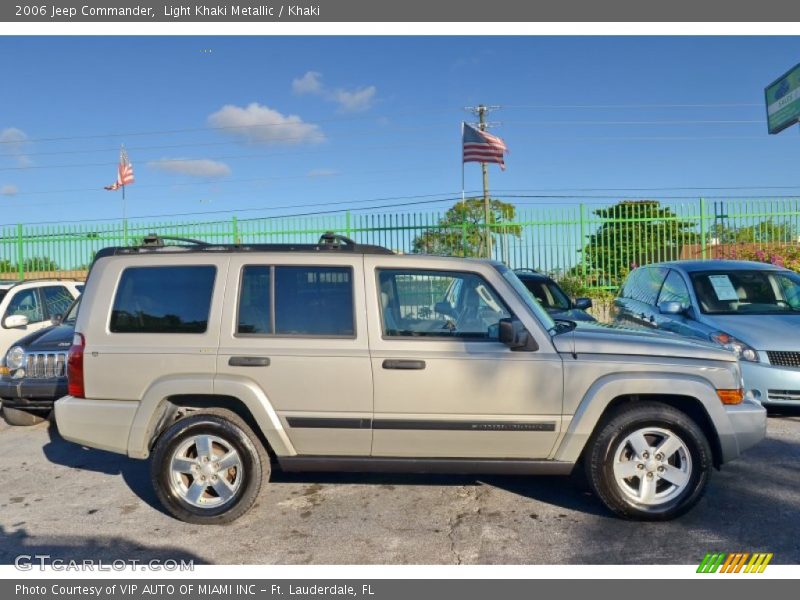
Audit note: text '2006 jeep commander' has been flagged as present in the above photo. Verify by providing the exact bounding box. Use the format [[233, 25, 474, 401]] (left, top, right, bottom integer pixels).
[[55, 234, 766, 524]]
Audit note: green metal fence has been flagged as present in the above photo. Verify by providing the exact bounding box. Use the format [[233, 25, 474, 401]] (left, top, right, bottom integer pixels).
[[2, 197, 800, 290]]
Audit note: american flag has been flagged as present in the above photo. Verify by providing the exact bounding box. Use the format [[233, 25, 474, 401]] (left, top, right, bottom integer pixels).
[[104, 146, 135, 191], [462, 122, 508, 170]]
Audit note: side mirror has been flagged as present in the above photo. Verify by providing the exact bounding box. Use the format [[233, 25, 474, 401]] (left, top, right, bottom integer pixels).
[[434, 301, 456, 318], [573, 297, 593, 310], [3, 314, 29, 329], [658, 301, 685, 315], [498, 317, 539, 351], [51, 314, 63, 326]]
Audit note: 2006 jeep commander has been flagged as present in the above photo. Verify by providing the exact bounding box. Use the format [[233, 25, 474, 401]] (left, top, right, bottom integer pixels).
[[55, 234, 766, 524]]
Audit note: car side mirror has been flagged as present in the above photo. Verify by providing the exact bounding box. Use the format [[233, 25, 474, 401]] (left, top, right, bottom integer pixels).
[[573, 297, 593, 310], [434, 301, 456, 318], [51, 314, 63, 326], [658, 301, 685, 315], [498, 317, 539, 351], [3, 314, 29, 329]]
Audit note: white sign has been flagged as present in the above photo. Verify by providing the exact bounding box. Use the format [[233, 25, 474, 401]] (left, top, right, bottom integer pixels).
[[708, 275, 739, 301]]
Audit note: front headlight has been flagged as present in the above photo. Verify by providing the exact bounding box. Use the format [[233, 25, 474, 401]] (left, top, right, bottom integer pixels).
[[5, 346, 24, 370], [710, 332, 759, 362]]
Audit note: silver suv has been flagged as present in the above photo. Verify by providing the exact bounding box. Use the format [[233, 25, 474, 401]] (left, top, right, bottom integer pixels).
[[55, 234, 766, 524]]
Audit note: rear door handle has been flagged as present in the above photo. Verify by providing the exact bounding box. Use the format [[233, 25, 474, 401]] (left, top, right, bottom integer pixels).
[[382, 359, 426, 370], [228, 356, 270, 367]]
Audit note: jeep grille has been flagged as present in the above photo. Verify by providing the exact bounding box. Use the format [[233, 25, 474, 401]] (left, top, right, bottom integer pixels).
[[25, 352, 67, 379]]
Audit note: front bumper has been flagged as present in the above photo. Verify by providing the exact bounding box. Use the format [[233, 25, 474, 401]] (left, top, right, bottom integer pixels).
[[0, 377, 67, 413], [742, 361, 800, 406], [717, 397, 767, 463]]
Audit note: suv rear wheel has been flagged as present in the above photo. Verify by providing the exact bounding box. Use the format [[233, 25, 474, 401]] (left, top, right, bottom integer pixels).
[[150, 409, 269, 524], [585, 402, 712, 520]]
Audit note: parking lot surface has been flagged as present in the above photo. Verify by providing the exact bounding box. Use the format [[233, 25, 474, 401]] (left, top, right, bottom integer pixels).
[[0, 411, 798, 565]]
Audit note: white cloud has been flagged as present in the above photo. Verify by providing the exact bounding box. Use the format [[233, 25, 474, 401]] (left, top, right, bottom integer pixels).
[[207, 103, 325, 145], [148, 158, 231, 178], [292, 71, 323, 95], [0, 128, 31, 167], [331, 86, 377, 112], [291, 72, 377, 112], [0, 184, 18, 196], [307, 168, 339, 178]]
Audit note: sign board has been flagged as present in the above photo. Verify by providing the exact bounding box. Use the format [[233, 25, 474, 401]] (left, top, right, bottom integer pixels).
[[765, 63, 800, 134]]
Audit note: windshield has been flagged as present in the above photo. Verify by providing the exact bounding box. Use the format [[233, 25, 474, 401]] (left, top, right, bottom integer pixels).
[[496, 265, 557, 331], [520, 278, 571, 310], [64, 299, 80, 325], [691, 270, 800, 315]]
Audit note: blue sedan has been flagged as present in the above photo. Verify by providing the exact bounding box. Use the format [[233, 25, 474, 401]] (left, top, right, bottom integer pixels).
[[612, 260, 800, 408]]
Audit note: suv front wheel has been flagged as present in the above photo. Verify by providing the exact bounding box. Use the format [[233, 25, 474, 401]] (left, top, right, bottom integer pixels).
[[585, 402, 712, 520], [151, 409, 269, 524]]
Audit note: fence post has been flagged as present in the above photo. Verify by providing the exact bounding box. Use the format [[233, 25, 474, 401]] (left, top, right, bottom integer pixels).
[[462, 219, 468, 257], [232, 216, 239, 244], [123, 218, 129, 246], [699, 197, 708, 259], [345, 210, 352, 239], [579, 203, 587, 284], [16, 223, 24, 281]]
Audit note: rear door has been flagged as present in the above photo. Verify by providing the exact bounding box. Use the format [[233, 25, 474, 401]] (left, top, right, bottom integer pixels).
[[216, 254, 373, 456]]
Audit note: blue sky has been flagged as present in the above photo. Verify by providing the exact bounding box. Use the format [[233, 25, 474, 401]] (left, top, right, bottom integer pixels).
[[1, 36, 800, 227]]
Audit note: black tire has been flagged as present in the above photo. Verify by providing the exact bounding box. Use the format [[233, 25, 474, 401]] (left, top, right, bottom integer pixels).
[[2, 406, 49, 426], [585, 401, 712, 521], [150, 409, 269, 524]]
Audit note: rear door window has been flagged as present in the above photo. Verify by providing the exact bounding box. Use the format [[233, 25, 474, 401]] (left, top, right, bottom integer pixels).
[[110, 266, 216, 333], [274, 266, 354, 336]]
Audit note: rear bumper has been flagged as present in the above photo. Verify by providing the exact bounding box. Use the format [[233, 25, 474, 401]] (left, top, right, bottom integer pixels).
[[54, 396, 139, 455], [742, 361, 800, 406], [718, 396, 767, 463]]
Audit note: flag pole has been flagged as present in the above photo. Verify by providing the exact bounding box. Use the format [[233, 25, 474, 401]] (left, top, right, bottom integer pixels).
[[122, 184, 128, 245]]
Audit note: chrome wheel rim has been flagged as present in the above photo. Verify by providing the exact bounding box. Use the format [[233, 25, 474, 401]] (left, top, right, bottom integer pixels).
[[612, 427, 692, 508], [168, 434, 243, 509]]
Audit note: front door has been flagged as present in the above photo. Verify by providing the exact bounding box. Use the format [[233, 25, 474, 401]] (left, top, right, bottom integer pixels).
[[365, 259, 563, 459]]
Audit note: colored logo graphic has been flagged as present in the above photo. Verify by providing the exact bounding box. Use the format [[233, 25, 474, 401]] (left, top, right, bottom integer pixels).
[[697, 552, 773, 573]]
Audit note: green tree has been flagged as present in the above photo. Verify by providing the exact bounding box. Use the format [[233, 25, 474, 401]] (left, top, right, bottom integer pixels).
[[579, 200, 697, 286], [21, 256, 59, 271], [412, 198, 521, 257], [709, 218, 796, 244]]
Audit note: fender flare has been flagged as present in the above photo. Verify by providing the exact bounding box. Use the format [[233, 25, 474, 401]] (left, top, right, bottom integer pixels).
[[552, 372, 734, 463], [126, 373, 296, 459]]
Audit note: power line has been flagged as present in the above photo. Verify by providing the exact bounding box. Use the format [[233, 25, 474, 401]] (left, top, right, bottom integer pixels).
[[501, 103, 763, 109], [0, 108, 455, 146]]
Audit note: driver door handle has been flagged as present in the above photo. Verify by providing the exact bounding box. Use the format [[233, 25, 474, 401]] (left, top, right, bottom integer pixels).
[[382, 359, 426, 370], [228, 356, 270, 367]]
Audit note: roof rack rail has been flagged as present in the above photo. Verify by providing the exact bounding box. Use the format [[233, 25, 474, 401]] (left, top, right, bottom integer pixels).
[[141, 234, 210, 247], [92, 231, 394, 260], [513, 267, 541, 274]]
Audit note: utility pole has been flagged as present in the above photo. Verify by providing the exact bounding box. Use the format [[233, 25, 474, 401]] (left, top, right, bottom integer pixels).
[[465, 104, 500, 258]]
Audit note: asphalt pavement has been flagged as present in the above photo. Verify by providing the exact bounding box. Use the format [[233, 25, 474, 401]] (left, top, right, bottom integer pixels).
[[0, 410, 798, 565]]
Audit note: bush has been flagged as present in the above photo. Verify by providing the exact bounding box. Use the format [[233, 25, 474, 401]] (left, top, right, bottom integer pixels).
[[718, 244, 800, 273]]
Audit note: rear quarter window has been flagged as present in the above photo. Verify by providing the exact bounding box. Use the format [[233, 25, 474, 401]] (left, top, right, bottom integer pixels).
[[110, 265, 216, 333]]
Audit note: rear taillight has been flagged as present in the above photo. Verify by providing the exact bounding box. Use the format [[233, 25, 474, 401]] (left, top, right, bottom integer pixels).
[[67, 333, 85, 398]]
